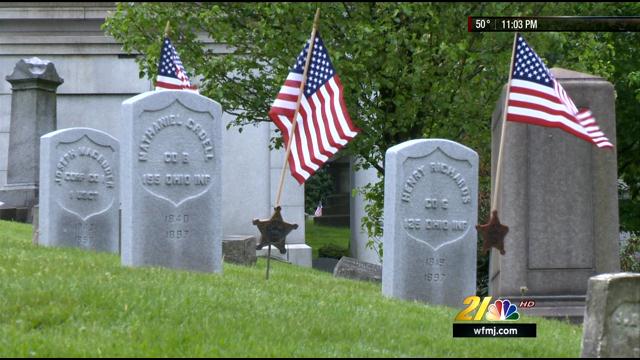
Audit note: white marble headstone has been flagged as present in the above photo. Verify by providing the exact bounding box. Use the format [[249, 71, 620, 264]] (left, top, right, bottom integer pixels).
[[382, 139, 478, 306], [120, 91, 222, 273], [39, 127, 119, 252]]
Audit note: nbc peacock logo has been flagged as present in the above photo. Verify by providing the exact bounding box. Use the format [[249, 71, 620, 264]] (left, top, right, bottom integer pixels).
[[485, 299, 520, 321], [454, 296, 527, 321]]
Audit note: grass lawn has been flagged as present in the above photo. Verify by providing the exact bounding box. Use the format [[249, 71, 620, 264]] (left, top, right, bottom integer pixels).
[[0, 220, 583, 357], [304, 219, 350, 258]]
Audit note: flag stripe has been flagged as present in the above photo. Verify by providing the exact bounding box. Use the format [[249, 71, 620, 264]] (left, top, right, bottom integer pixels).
[[298, 101, 329, 167], [507, 113, 596, 143], [334, 76, 360, 135], [508, 99, 578, 124], [272, 99, 297, 110], [315, 86, 345, 148], [307, 91, 337, 158]]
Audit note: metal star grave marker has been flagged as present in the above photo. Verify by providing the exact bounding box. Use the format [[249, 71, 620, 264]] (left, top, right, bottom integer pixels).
[[476, 210, 509, 255], [253, 206, 298, 279]]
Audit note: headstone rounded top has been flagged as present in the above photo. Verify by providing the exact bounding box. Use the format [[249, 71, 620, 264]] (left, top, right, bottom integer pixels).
[[6, 57, 64, 85], [386, 138, 478, 159], [124, 89, 217, 106], [590, 272, 640, 282]]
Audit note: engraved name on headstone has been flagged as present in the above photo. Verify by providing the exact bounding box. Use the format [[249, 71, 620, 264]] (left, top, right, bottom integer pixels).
[[39, 128, 119, 252], [382, 139, 478, 306], [120, 91, 222, 273]]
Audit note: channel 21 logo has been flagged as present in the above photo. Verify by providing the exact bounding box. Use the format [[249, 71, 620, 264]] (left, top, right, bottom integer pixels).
[[454, 296, 535, 321]]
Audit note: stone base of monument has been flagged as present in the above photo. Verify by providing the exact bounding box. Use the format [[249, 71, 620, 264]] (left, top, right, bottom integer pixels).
[[507, 295, 586, 324], [0, 184, 37, 223], [255, 244, 312, 268], [222, 235, 257, 266]]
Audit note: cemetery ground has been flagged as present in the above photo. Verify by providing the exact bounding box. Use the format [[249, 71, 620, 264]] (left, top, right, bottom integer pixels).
[[1, 220, 582, 357]]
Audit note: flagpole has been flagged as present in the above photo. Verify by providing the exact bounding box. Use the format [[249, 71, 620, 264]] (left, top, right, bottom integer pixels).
[[274, 7, 321, 208], [491, 32, 518, 213], [164, 21, 171, 37]]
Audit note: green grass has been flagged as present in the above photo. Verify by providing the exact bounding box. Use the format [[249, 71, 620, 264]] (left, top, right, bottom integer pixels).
[[305, 219, 350, 258], [1, 220, 583, 357]]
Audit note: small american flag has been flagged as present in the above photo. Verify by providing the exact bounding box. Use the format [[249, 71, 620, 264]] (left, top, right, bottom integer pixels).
[[314, 202, 323, 217], [156, 37, 198, 92], [269, 33, 359, 184], [506, 34, 613, 148]]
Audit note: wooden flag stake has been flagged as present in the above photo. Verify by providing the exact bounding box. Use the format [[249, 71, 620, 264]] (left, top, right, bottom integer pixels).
[[476, 32, 518, 257], [274, 7, 321, 209], [265, 8, 321, 280], [164, 21, 171, 37], [491, 32, 518, 213]]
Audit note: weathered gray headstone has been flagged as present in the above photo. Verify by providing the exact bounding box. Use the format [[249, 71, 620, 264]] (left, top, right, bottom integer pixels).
[[223, 235, 257, 266], [382, 139, 478, 306], [581, 273, 640, 358], [489, 68, 620, 319], [39, 128, 119, 252], [121, 90, 222, 273], [333, 256, 382, 283], [0, 57, 63, 221]]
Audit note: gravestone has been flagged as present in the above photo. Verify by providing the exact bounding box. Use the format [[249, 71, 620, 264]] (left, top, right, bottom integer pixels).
[[350, 161, 382, 265], [39, 128, 119, 252], [489, 68, 620, 320], [223, 235, 257, 266], [0, 57, 63, 221], [120, 90, 222, 273], [333, 256, 382, 283], [581, 273, 639, 358], [382, 139, 478, 306]]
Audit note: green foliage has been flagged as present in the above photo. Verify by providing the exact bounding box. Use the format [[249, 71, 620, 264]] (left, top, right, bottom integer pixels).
[[620, 234, 640, 272], [304, 167, 334, 215], [1, 220, 583, 357], [318, 244, 350, 260], [104, 2, 640, 283]]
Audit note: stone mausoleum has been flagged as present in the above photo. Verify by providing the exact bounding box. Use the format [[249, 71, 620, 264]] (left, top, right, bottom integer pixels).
[[0, 2, 311, 266]]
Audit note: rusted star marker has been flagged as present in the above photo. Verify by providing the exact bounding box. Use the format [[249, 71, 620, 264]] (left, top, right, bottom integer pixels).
[[253, 206, 298, 279], [476, 210, 509, 255]]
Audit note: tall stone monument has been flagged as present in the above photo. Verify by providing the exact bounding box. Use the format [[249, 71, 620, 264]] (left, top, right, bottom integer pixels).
[[39, 128, 119, 252], [489, 68, 620, 320], [120, 90, 223, 273], [382, 139, 478, 306], [0, 57, 63, 221]]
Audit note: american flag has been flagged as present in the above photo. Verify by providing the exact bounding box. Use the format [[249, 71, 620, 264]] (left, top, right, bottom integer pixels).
[[156, 37, 198, 92], [269, 33, 359, 184], [506, 34, 613, 148]]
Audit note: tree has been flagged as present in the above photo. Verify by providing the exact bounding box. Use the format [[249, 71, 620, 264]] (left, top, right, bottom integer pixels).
[[104, 3, 640, 274]]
